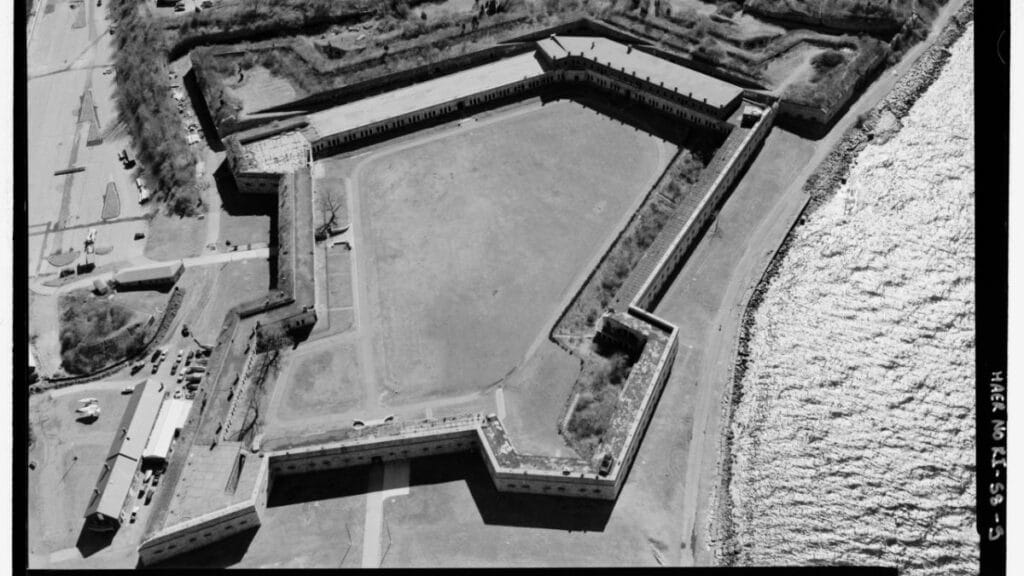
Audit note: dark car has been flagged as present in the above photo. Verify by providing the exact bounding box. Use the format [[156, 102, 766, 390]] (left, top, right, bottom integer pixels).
[[598, 453, 614, 477]]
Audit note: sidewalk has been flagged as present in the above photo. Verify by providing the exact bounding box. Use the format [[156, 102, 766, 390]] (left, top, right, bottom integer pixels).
[[29, 247, 271, 296]]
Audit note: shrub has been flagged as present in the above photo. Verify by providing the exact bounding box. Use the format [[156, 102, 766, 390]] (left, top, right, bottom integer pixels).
[[717, 1, 741, 18], [566, 351, 634, 449], [811, 49, 847, 72]]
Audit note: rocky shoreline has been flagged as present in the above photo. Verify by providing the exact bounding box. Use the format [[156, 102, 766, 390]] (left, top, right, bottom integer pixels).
[[707, 0, 974, 566]]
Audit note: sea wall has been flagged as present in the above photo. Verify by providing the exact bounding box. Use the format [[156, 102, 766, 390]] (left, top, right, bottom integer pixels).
[[710, 2, 975, 566]]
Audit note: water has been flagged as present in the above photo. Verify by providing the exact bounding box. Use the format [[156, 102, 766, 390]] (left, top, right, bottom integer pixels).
[[721, 25, 977, 575]]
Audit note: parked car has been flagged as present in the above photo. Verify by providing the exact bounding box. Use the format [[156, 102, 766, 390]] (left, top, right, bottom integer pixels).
[[134, 232, 146, 240], [122, 384, 136, 394], [130, 506, 139, 523], [598, 453, 614, 477], [136, 177, 150, 203], [151, 364, 159, 375], [145, 488, 155, 505], [130, 361, 145, 375]]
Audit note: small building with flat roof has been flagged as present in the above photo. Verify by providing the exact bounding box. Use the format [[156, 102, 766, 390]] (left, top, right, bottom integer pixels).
[[113, 262, 184, 292], [84, 379, 166, 531], [224, 129, 312, 195]]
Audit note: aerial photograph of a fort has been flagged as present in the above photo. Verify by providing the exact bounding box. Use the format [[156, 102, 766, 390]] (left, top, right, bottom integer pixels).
[[23, 0, 978, 571]]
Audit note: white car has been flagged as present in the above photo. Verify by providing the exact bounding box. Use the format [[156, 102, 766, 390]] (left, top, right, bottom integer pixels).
[[76, 405, 101, 417], [136, 177, 150, 204], [78, 398, 98, 405], [86, 228, 97, 244]]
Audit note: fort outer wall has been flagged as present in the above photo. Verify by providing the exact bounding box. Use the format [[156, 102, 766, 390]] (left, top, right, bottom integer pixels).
[[138, 42, 775, 565], [307, 45, 740, 160], [627, 102, 777, 312], [136, 312, 677, 565], [137, 453, 272, 566], [137, 105, 772, 567]]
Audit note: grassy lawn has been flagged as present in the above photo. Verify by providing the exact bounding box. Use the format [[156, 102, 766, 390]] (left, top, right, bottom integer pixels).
[[145, 211, 207, 261], [29, 390, 134, 556], [279, 341, 363, 421], [188, 259, 272, 342], [57, 289, 158, 374], [501, 340, 581, 457], [218, 213, 271, 248], [346, 99, 673, 403], [236, 466, 369, 568], [380, 452, 656, 567], [326, 246, 353, 309]]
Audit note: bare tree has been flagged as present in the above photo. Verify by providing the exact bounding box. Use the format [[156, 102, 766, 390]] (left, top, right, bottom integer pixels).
[[317, 187, 346, 239], [235, 349, 280, 443]]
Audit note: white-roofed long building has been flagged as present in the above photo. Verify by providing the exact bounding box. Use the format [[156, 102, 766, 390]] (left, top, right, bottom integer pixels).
[[143, 399, 192, 466], [84, 379, 166, 531]]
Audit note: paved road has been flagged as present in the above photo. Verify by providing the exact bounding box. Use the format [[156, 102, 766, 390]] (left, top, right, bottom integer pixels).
[[29, 247, 270, 296], [27, 1, 154, 278], [361, 461, 410, 567]]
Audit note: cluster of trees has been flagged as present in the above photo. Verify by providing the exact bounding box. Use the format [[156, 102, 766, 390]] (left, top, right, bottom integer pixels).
[[567, 352, 633, 455], [746, 0, 944, 28], [111, 0, 198, 214], [58, 290, 147, 374], [176, 0, 374, 37], [191, 48, 245, 127]]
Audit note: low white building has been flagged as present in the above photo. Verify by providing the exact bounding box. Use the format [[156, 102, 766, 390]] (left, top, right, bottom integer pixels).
[[143, 398, 192, 465]]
